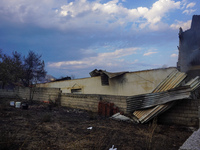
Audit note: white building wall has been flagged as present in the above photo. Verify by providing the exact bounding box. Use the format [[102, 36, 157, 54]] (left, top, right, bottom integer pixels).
[[37, 67, 176, 96]]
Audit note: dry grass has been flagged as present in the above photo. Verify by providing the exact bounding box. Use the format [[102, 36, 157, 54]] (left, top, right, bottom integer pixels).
[[0, 98, 193, 150], [146, 118, 158, 150]]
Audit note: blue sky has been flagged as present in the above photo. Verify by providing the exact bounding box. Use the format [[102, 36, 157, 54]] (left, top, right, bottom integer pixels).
[[0, 0, 199, 78]]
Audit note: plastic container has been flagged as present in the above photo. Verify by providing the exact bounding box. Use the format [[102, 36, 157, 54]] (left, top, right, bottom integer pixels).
[[15, 102, 21, 108], [21, 103, 28, 109], [10, 101, 15, 107]]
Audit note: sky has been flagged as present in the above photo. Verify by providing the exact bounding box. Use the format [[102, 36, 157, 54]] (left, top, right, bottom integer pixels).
[[0, 0, 199, 79]]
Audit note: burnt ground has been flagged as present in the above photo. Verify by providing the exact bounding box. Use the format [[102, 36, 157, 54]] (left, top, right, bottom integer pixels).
[[0, 98, 194, 150]]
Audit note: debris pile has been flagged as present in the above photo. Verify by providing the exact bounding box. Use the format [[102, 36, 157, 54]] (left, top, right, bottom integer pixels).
[[126, 70, 200, 123]]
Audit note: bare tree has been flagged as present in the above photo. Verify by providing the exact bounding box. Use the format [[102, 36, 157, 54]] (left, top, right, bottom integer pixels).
[[12, 51, 23, 83], [22, 51, 46, 87], [0, 50, 46, 91], [0, 54, 14, 88], [21, 51, 47, 102]]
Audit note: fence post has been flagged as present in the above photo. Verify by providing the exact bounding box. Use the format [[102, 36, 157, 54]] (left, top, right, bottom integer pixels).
[[198, 106, 200, 128]]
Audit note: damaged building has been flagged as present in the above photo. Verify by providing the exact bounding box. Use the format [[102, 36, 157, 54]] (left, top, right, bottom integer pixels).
[[36, 15, 200, 126], [37, 67, 176, 96], [177, 15, 200, 80]]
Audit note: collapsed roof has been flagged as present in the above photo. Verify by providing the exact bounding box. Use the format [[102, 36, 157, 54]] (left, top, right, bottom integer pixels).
[[126, 69, 200, 123], [90, 69, 128, 79]]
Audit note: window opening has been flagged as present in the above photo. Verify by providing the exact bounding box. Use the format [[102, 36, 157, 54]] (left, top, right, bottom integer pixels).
[[71, 88, 82, 94], [101, 74, 109, 86]]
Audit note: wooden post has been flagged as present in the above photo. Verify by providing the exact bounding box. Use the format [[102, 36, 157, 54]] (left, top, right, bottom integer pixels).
[[198, 106, 200, 128]]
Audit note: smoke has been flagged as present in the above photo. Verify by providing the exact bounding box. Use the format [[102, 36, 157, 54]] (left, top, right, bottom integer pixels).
[[189, 48, 200, 66]]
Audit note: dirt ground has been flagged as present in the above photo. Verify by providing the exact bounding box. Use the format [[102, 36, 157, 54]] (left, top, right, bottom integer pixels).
[[0, 98, 194, 150]]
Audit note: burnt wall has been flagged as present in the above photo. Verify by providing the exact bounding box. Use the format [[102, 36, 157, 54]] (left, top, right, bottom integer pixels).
[[177, 15, 200, 80], [158, 99, 200, 127]]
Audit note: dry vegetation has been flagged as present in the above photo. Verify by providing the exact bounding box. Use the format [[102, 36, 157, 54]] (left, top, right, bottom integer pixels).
[[0, 98, 193, 150]]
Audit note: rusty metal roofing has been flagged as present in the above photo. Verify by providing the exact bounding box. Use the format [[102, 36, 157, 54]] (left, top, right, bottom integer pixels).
[[89, 69, 128, 78]]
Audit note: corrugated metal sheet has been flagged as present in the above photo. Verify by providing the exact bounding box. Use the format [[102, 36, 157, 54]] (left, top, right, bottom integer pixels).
[[126, 86, 191, 112], [129, 71, 200, 123], [152, 70, 187, 93], [186, 76, 200, 99], [133, 102, 176, 123], [185, 76, 200, 91]]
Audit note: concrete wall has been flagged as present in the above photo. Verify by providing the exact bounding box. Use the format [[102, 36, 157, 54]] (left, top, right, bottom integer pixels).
[[1, 86, 200, 126], [0, 87, 61, 102], [61, 93, 127, 113], [37, 67, 176, 96], [0, 87, 127, 113], [0, 89, 17, 98], [158, 99, 200, 127]]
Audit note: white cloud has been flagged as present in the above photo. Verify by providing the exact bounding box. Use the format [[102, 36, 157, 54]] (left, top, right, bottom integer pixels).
[[142, 0, 181, 29], [182, 9, 196, 15], [57, 0, 143, 30], [0, 0, 183, 32], [137, 7, 149, 15], [186, 2, 195, 8], [0, 0, 61, 28], [170, 53, 178, 57], [48, 47, 139, 69], [170, 20, 191, 30], [143, 52, 158, 56], [181, 1, 196, 15], [181, 0, 187, 9]]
